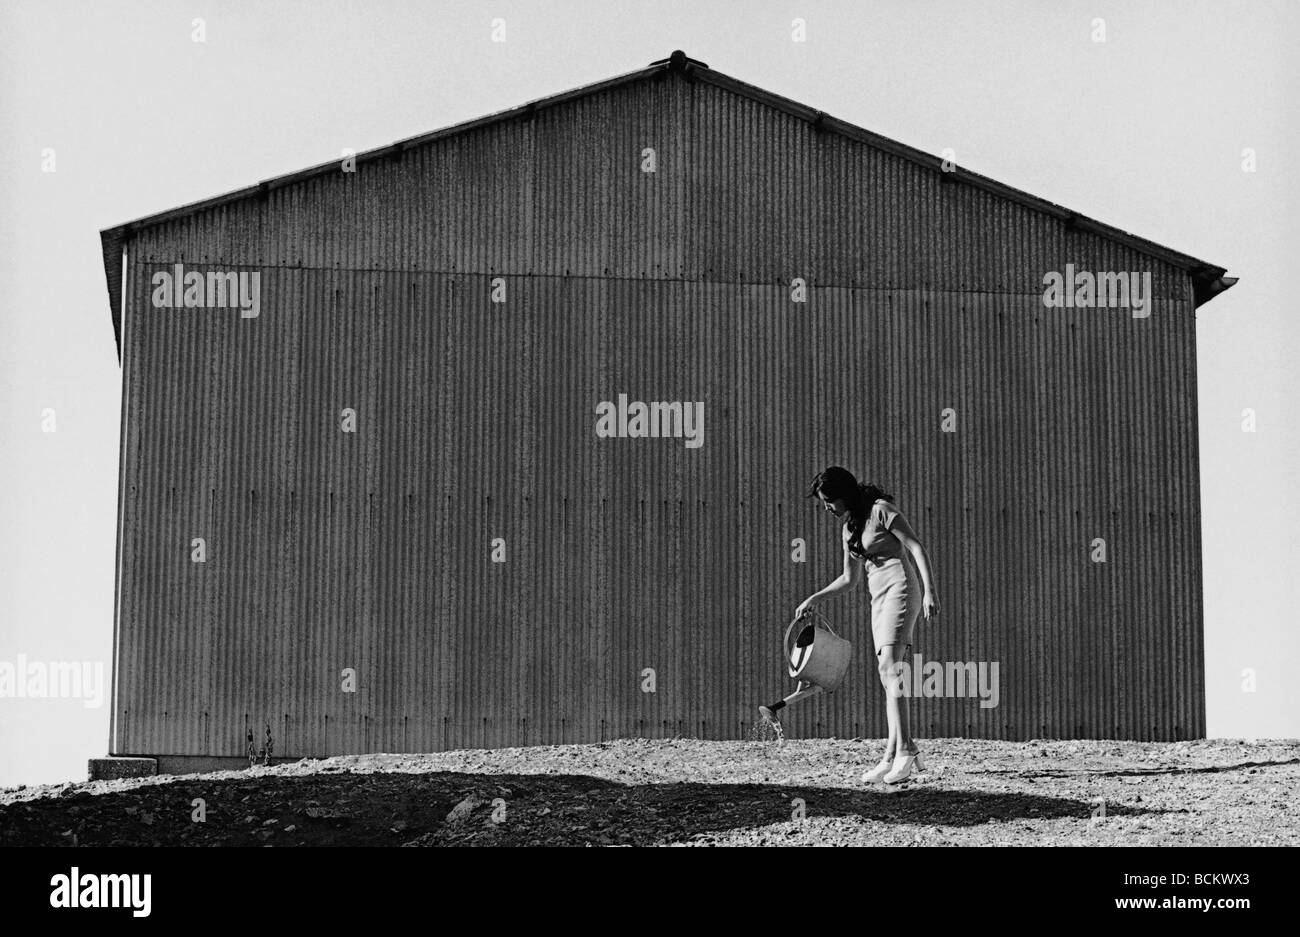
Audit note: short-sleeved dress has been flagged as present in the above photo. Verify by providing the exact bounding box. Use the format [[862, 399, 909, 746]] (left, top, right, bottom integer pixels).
[[847, 499, 922, 653]]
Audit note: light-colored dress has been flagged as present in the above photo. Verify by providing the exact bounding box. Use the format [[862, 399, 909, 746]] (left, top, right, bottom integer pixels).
[[849, 499, 922, 653]]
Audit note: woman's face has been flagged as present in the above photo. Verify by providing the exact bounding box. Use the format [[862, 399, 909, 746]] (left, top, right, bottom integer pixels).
[[818, 492, 847, 517]]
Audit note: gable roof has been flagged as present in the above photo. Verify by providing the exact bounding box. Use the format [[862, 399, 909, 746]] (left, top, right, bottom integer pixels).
[[99, 49, 1236, 357]]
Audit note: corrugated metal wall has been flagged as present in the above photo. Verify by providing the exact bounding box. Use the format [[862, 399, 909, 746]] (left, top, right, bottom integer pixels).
[[111, 70, 1204, 758]]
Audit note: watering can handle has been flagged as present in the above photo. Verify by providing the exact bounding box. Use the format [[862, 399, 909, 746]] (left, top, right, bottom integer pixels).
[[793, 606, 840, 639]]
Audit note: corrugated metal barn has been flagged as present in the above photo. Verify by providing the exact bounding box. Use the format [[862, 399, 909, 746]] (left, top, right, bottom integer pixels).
[[100, 51, 1234, 770]]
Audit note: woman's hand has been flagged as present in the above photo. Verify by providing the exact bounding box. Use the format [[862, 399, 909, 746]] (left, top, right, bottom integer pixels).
[[923, 593, 941, 621], [794, 595, 821, 619]]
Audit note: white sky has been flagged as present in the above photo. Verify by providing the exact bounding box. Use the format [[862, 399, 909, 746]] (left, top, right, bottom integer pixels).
[[1, 0, 1296, 786]]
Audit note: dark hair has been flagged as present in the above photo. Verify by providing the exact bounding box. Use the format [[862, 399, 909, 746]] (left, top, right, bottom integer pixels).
[[805, 466, 894, 555]]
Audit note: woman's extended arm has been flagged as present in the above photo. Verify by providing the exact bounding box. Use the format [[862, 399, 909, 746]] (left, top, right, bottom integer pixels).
[[794, 527, 863, 617]]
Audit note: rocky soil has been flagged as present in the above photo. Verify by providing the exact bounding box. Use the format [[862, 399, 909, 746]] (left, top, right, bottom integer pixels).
[[2, 737, 1296, 846]]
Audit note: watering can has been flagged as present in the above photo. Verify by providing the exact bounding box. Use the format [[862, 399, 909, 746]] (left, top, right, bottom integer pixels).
[[784, 608, 852, 691]]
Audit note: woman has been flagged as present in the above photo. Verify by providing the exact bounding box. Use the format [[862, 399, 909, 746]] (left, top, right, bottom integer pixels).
[[797, 466, 940, 783]]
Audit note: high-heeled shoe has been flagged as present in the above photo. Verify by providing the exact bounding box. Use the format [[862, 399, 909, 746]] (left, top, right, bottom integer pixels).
[[883, 750, 924, 784], [861, 756, 895, 783]]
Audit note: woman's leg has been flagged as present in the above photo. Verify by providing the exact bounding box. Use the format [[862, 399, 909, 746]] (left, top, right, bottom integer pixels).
[[878, 644, 918, 757], [877, 645, 900, 760]]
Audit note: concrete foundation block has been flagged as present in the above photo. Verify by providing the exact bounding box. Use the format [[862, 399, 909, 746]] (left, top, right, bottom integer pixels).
[[88, 757, 158, 781]]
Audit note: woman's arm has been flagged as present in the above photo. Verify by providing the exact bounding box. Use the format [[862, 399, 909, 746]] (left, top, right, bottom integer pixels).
[[888, 514, 941, 617], [795, 526, 863, 616]]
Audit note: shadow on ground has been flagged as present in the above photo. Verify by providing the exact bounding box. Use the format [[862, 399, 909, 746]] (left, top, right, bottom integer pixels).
[[975, 757, 1300, 780], [0, 770, 1165, 846]]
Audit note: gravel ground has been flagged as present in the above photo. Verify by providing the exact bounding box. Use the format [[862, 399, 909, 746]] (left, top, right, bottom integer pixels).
[[2, 737, 1297, 846]]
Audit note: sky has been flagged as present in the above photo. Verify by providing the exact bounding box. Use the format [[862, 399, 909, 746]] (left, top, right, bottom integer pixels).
[[1, 0, 1296, 787]]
